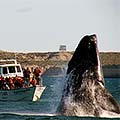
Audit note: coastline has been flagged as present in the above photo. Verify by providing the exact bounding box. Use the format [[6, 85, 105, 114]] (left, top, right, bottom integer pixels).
[[0, 51, 120, 78]]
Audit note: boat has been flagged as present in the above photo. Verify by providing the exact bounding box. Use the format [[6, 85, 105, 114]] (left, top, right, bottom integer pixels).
[[0, 59, 45, 102]]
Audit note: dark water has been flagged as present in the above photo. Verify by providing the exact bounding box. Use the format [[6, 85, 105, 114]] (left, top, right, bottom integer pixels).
[[0, 76, 120, 120]]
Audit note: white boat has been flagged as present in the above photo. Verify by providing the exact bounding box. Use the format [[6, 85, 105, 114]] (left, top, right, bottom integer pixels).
[[0, 59, 45, 102], [0, 59, 23, 78]]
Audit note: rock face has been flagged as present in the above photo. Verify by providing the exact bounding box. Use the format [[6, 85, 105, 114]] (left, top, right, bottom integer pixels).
[[0, 51, 120, 66], [0, 51, 72, 66], [100, 52, 120, 66]]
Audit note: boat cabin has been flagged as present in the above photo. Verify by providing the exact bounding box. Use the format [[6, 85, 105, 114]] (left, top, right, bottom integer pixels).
[[0, 59, 23, 78]]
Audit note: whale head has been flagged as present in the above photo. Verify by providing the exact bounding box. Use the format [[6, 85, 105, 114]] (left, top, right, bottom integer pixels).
[[58, 34, 120, 117]]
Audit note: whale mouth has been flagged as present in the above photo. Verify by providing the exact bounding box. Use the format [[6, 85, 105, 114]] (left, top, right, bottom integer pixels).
[[67, 34, 102, 77], [89, 35, 103, 83], [67, 34, 99, 74], [65, 34, 104, 95]]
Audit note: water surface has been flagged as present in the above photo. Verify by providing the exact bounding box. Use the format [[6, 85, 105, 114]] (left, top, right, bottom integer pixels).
[[0, 76, 119, 120]]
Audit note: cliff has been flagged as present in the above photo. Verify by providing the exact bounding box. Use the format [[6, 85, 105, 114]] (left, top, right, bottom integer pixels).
[[0, 51, 72, 66], [0, 51, 120, 66], [100, 52, 120, 66]]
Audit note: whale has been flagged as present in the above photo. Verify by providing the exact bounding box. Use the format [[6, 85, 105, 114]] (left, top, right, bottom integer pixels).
[[57, 34, 120, 117]]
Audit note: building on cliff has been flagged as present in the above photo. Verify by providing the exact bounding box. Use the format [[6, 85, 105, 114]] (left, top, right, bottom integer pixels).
[[59, 45, 66, 52]]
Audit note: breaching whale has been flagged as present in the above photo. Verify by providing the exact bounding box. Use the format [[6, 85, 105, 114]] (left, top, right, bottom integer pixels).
[[57, 34, 120, 117]]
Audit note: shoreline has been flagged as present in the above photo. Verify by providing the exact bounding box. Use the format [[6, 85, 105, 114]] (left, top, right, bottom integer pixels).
[[0, 51, 120, 78]]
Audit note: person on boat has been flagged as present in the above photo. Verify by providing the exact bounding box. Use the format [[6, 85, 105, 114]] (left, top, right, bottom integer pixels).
[[13, 75, 24, 89], [7, 77, 15, 90], [0, 76, 10, 90], [23, 67, 31, 86], [29, 76, 37, 87], [33, 66, 43, 86]]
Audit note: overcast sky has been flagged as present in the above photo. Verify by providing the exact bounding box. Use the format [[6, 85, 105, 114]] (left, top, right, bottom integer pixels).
[[0, 0, 120, 52]]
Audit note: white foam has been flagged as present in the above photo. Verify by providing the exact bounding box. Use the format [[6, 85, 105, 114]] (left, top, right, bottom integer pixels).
[[1, 111, 119, 118], [0, 112, 57, 116], [100, 111, 120, 118]]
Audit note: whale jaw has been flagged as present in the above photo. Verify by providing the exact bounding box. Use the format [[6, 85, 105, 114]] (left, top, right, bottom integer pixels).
[[58, 34, 120, 117]]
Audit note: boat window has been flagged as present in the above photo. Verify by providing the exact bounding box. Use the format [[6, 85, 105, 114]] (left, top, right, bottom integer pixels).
[[8, 66, 16, 73], [16, 66, 21, 72], [3, 67, 8, 74]]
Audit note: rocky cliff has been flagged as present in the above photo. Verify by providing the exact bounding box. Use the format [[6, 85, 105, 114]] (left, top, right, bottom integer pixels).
[[0, 51, 72, 67], [0, 50, 120, 67]]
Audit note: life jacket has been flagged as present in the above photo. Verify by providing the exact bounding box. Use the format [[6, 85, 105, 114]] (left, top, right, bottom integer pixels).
[[8, 77, 13, 84], [30, 79, 37, 86], [34, 67, 41, 77], [14, 76, 24, 88], [8, 77, 14, 89]]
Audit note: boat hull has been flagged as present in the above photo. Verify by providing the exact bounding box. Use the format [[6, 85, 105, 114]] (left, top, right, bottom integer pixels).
[[0, 85, 45, 102]]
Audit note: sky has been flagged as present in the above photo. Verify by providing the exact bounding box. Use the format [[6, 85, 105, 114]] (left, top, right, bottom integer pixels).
[[0, 0, 120, 52]]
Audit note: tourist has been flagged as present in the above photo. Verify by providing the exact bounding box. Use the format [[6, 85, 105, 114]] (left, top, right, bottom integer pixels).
[[7, 77, 15, 89], [13, 76, 24, 89], [23, 67, 31, 86], [29, 76, 37, 86], [33, 66, 42, 86]]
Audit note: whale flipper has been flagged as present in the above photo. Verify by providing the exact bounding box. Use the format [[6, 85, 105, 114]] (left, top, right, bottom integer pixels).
[[58, 34, 120, 117]]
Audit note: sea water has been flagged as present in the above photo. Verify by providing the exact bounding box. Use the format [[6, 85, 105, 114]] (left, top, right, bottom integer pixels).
[[0, 76, 119, 120]]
